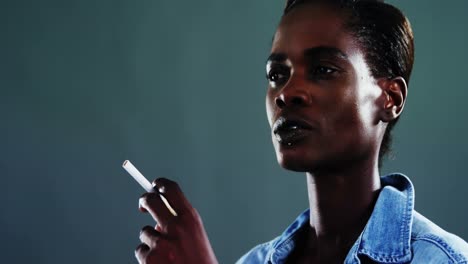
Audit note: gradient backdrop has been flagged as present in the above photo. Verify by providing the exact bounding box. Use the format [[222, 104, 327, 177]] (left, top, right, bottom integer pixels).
[[2, 0, 468, 263]]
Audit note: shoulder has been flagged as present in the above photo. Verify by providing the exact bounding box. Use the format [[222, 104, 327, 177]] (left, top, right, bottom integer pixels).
[[411, 210, 468, 263], [235, 237, 278, 264]]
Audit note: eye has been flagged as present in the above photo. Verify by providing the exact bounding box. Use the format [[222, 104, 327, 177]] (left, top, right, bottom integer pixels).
[[266, 71, 288, 82], [313, 66, 337, 76], [266, 64, 290, 87]]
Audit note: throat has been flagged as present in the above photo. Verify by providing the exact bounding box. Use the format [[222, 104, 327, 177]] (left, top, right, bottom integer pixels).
[[286, 225, 352, 264], [301, 167, 381, 262]]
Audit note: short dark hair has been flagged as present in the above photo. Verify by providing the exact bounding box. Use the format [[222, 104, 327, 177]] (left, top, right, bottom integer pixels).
[[283, 0, 415, 165]]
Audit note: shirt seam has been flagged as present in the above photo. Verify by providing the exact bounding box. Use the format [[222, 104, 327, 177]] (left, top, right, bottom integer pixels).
[[357, 173, 414, 261], [412, 235, 467, 263], [269, 234, 297, 263]]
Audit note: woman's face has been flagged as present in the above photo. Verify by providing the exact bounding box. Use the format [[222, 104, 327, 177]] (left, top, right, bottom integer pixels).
[[266, 3, 386, 172]]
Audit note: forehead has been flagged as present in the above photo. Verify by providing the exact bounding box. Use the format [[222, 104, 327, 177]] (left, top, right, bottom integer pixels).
[[272, 3, 359, 60]]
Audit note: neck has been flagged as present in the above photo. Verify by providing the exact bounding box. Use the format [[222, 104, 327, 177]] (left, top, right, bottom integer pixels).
[[304, 156, 381, 260]]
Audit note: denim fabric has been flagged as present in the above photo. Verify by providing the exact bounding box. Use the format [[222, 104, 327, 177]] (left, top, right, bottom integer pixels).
[[237, 173, 468, 263]]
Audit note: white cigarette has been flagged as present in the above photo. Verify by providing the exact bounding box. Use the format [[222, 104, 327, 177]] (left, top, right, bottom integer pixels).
[[122, 160, 178, 216]]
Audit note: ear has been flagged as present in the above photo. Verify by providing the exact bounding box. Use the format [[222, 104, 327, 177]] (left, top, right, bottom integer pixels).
[[377, 77, 408, 123]]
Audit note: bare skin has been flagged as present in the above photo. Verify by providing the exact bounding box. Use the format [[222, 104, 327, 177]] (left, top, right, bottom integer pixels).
[[135, 2, 407, 264], [136, 178, 218, 264], [265, 3, 406, 263]]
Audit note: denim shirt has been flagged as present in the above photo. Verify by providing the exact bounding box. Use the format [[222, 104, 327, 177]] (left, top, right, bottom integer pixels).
[[237, 174, 468, 263]]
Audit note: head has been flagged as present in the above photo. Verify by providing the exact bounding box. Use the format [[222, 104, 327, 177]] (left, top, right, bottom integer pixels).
[[266, 0, 414, 172]]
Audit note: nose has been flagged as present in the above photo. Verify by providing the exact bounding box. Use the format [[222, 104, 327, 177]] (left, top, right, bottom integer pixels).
[[274, 84, 311, 109]]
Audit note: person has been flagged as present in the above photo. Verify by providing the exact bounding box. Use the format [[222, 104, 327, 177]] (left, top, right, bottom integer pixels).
[[134, 0, 468, 263]]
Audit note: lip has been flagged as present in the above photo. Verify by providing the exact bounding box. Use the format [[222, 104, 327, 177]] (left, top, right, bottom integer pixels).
[[272, 116, 315, 144], [272, 116, 314, 133]]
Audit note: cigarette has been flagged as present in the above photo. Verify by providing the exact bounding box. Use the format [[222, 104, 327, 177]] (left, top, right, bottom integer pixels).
[[122, 160, 178, 216]]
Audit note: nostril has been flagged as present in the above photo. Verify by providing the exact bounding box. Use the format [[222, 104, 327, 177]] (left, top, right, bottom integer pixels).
[[291, 96, 304, 106], [275, 97, 286, 108]]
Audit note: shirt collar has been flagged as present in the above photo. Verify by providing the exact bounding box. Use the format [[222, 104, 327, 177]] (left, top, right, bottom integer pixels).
[[267, 173, 415, 264], [351, 173, 414, 263], [268, 208, 310, 263]]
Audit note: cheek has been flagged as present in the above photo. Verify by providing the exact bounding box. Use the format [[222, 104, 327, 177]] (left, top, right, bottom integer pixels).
[[350, 52, 383, 128], [265, 91, 276, 127], [318, 83, 365, 145], [359, 84, 383, 127], [326, 69, 380, 133], [326, 84, 382, 152], [349, 78, 383, 142], [329, 102, 361, 137]]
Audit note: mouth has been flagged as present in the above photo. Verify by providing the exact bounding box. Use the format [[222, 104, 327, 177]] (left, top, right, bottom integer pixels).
[[272, 117, 314, 145]]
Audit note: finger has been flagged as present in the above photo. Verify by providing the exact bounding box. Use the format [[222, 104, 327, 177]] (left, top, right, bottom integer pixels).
[[138, 192, 149, 213], [139, 192, 174, 226], [135, 243, 150, 263], [139, 239, 175, 264], [147, 239, 176, 263], [139, 225, 162, 248], [153, 178, 192, 215], [155, 224, 163, 232]]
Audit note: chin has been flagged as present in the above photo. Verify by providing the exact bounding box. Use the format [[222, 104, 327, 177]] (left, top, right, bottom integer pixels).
[[272, 137, 324, 172], [276, 150, 317, 172]]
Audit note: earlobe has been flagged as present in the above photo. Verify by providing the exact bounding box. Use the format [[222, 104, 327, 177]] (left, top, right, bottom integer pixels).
[[378, 77, 408, 123]]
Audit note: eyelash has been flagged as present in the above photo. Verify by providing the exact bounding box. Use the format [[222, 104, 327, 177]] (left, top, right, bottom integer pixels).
[[266, 65, 338, 87], [266, 65, 291, 87], [312, 66, 337, 76], [307, 66, 340, 81]]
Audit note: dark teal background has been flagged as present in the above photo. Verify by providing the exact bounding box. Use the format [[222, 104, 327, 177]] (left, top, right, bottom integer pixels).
[[2, 0, 468, 263]]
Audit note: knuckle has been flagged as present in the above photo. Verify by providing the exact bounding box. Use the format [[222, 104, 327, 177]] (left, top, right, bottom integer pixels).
[[135, 243, 149, 255], [154, 178, 179, 192], [138, 196, 148, 207], [139, 193, 157, 207], [139, 226, 160, 247], [140, 225, 153, 234], [139, 192, 151, 200], [138, 226, 149, 240]]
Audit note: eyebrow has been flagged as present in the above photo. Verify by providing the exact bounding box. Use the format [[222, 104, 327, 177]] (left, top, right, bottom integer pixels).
[[266, 53, 288, 63], [266, 46, 349, 63], [304, 46, 348, 60]]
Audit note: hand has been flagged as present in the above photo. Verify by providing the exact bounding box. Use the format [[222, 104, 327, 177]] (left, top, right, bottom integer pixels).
[[135, 178, 218, 264]]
